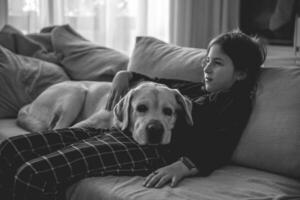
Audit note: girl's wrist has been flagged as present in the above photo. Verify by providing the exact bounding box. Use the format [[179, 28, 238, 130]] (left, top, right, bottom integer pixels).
[[179, 157, 198, 176], [179, 156, 196, 170]]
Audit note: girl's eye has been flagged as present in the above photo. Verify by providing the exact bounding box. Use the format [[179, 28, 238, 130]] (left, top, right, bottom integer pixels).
[[137, 104, 148, 113], [163, 107, 173, 116], [203, 57, 224, 67], [214, 61, 223, 66]]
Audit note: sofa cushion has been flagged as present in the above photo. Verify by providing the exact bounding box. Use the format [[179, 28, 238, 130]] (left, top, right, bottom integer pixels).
[[232, 67, 300, 179], [0, 119, 28, 141], [0, 45, 69, 118], [0, 24, 60, 64], [52, 25, 129, 81], [128, 36, 206, 82], [66, 165, 300, 200]]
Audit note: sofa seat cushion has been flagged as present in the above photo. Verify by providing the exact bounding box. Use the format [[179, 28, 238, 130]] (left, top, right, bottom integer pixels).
[[0, 119, 28, 141], [66, 165, 300, 200]]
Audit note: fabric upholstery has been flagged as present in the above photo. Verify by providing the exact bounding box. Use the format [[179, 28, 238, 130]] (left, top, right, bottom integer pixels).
[[52, 25, 129, 81], [0, 24, 128, 82], [66, 165, 300, 200], [0, 24, 59, 64], [0, 119, 28, 141], [232, 67, 300, 179], [0, 25, 42, 56], [0, 46, 69, 118], [128, 36, 206, 82]]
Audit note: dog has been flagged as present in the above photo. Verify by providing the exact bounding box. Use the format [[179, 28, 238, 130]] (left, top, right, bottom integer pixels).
[[18, 81, 193, 145], [112, 82, 193, 144], [17, 81, 112, 132]]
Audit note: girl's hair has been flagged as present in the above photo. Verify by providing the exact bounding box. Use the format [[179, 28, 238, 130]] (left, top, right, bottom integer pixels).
[[207, 29, 267, 94]]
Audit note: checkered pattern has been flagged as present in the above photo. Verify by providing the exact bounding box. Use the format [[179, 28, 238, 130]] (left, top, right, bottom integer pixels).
[[0, 127, 168, 200]]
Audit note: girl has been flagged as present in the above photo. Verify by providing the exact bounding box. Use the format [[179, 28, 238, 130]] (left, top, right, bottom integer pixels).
[[0, 30, 266, 200]]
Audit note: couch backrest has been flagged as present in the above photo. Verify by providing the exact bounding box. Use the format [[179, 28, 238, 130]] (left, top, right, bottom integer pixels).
[[232, 67, 300, 179]]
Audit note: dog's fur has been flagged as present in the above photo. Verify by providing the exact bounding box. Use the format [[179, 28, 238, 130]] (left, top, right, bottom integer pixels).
[[18, 81, 193, 145], [113, 82, 193, 144], [17, 81, 112, 132]]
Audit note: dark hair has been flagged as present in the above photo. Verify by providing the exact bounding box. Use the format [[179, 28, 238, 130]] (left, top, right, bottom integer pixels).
[[207, 29, 267, 94]]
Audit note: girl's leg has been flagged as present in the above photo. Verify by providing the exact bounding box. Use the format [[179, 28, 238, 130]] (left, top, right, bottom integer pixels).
[[0, 127, 102, 199], [12, 129, 168, 200]]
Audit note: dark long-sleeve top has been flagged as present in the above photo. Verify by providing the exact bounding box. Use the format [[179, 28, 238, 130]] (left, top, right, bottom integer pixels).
[[129, 72, 252, 176]]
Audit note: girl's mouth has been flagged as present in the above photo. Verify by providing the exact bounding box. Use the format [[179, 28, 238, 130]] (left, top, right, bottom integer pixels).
[[205, 77, 213, 82]]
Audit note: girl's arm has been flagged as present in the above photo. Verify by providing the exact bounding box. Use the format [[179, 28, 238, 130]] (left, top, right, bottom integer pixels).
[[177, 93, 252, 176], [106, 70, 201, 110], [143, 158, 198, 188]]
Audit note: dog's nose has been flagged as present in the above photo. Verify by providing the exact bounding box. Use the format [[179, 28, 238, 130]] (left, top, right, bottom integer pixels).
[[146, 120, 164, 144]]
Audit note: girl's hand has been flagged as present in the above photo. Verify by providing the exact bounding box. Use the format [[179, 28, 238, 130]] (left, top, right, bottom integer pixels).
[[143, 160, 198, 188], [106, 71, 133, 110]]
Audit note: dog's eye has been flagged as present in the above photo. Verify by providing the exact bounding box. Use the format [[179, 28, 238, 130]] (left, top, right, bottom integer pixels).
[[163, 107, 173, 116], [137, 104, 148, 113]]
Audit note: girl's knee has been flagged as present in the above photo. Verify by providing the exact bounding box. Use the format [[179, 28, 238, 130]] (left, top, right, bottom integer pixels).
[[0, 138, 17, 168], [14, 163, 39, 186], [13, 162, 59, 200], [15, 159, 58, 188], [0, 135, 29, 158], [0, 138, 32, 173], [0, 138, 13, 154], [14, 163, 44, 197]]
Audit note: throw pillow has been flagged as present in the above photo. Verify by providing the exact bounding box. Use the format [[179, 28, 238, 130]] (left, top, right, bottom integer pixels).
[[127, 36, 206, 82], [0, 24, 45, 57], [0, 24, 60, 64], [232, 67, 300, 179], [52, 25, 129, 81], [0, 46, 69, 118]]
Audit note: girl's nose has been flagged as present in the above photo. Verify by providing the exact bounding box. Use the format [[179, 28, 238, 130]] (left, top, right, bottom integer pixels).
[[203, 62, 213, 73]]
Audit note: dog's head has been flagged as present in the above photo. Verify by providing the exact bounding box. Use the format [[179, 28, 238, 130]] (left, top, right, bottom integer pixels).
[[113, 82, 193, 145]]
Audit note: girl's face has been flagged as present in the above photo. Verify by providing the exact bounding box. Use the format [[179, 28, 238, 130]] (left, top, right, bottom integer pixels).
[[203, 44, 244, 93]]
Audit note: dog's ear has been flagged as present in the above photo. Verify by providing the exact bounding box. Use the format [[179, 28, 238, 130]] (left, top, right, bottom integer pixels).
[[174, 89, 193, 126], [113, 89, 134, 130]]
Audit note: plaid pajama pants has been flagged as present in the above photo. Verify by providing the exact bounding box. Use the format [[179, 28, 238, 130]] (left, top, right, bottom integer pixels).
[[0, 127, 169, 200]]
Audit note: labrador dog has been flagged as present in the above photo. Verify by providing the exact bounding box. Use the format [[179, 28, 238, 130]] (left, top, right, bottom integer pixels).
[[112, 81, 193, 144], [17, 81, 193, 145], [17, 81, 112, 132]]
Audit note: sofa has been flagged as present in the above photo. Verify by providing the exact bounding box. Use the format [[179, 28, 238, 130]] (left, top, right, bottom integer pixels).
[[1, 24, 300, 200]]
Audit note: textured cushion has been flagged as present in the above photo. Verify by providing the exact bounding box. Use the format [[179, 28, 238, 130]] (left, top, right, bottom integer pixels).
[[128, 36, 206, 82], [66, 165, 300, 200], [52, 25, 129, 81], [0, 24, 42, 56], [0, 46, 69, 118], [0, 24, 59, 64], [0, 119, 28, 141], [232, 67, 300, 179]]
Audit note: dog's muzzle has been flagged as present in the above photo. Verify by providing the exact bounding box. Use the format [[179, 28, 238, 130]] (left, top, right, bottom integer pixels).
[[146, 119, 164, 144]]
